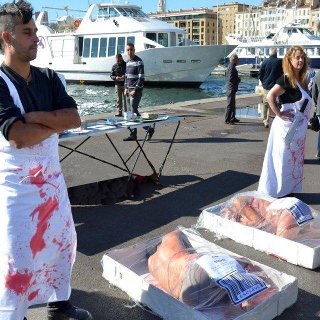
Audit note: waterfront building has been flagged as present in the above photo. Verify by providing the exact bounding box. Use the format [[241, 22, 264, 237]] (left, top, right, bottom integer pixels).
[[212, 2, 249, 44], [149, 8, 218, 45]]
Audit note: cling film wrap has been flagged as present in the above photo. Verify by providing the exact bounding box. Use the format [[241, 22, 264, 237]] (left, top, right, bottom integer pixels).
[[215, 191, 320, 246], [112, 227, 283, 318]]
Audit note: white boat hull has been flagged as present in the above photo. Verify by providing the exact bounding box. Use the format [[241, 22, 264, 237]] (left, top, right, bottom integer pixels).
[[34, 43, 235, 87]]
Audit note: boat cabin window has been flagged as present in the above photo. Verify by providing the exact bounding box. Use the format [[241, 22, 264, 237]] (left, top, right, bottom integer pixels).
[[146, 33, 157, 42], [146, 32, 169, 47], [117, 37, 125, 54], [178, 33, 185, 46], [99, 38, 107, 57], [299, 28, 313, 36], [158, 33, 168, 47], [80, 36, 136, 58], [170, 32, 176, 46], [127, 36, 135, 45], [278, 47, 284, 56], [83, 38, 90, 58], [108, 37, 116, 56], [97, 7, 120, 20], [306, 48, 314, 57], [91, 38, 99, 57], [117, 7, 147, 17]]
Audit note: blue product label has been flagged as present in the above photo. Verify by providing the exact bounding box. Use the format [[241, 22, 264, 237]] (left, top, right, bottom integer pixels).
[[197, 254, 267, 305]]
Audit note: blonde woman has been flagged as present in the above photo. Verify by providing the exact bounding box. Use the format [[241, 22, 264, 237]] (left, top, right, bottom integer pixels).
[[258, 46, 312, 198]]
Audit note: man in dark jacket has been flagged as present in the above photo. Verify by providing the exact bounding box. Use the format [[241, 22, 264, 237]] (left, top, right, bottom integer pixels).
[[110, 53, 126, 117], [225, 54, 241, 124], [258, 48, 283, 128]]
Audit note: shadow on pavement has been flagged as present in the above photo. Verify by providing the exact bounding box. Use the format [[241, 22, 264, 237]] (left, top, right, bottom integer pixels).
[[147, 137, 263, 144], [298, 193, 320, 205], [72, 170, 259, 256], [71, 289, 160, 320]]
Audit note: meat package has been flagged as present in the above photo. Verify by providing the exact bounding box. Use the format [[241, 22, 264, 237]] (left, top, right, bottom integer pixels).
[[196, 191, 320, 269], [102, 227, 297, 320]]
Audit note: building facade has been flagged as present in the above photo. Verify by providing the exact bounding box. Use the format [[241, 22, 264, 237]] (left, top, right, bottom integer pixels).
[[150, 8, 218, 45]]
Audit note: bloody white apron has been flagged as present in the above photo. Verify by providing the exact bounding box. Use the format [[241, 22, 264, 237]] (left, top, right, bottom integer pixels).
[[258, 82, 312, 198], [0, 71, 76, 320]]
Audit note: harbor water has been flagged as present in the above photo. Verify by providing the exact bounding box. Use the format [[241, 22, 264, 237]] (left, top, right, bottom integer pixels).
[[69, 75, 259, 116]]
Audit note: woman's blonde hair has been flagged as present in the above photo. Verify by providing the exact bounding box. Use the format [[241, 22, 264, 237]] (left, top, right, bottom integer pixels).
[[282, 45, 308, 89]]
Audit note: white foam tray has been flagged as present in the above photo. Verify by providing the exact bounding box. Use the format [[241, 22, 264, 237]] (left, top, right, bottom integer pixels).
[[102, 228, 297, 320], [196, 204, 320, 269]]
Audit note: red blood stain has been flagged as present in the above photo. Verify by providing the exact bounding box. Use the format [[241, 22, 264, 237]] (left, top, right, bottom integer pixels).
[[52, 238, 64, 251], [30, 196, 59, 258], [29, 164, 46, 188], [40, 189, 46, 198], [5, 270, 32, 295], [28, 289, 39, 301]]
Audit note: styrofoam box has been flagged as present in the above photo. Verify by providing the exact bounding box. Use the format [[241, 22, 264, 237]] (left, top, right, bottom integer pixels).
[[196, 205, 320, 269], [102, 228, 297, 320]]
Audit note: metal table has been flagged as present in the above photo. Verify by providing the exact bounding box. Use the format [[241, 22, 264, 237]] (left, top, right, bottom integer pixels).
[[58, 115, 183, 181]]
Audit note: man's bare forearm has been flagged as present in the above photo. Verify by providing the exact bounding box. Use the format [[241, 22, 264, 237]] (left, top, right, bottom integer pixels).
[[8, 120, 55, 149], [24, 108, 81, 132]]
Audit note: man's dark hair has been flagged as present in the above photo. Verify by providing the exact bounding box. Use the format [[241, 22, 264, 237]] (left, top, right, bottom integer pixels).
[[116, 53, 122, 59], [0, 0, 33, 52], [126, 43, 135, 48]]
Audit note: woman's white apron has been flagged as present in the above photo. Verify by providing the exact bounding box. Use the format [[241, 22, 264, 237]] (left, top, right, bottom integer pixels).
[[0, 71, 76, 319], [258, 82, 312, 198]]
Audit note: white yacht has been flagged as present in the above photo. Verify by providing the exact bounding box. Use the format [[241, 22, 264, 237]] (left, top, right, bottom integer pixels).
[[226, 24, 320, 68], [34, 3, 235, 87]]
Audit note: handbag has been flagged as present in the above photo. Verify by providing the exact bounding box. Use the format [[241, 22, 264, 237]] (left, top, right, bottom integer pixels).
[[309, 112, 320, 132]]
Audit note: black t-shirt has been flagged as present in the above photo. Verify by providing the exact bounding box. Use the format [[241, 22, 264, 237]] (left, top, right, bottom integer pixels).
[[0, 64, 77, 140], [276, 74, 302, 105]]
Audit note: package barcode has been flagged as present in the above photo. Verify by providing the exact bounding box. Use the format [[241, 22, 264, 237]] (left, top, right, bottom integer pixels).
[[290, 203, 313, 225], [217, 272, 267, 305]]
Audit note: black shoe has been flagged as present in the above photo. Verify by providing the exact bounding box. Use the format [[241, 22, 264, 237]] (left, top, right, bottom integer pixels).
[[114, 113, 123, 117], [123, 135, 137, 141], [230, 118, 240, 123], [146, 128, 155, 141], [47, 304, 93, 320], [225, 121, 230, 124]]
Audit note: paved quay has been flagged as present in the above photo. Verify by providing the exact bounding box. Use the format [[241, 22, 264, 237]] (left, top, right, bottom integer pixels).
[[27, 94, 320, 320]]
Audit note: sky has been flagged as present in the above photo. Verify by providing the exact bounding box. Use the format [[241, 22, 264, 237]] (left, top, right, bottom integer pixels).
[[30, 0, 261, 18]]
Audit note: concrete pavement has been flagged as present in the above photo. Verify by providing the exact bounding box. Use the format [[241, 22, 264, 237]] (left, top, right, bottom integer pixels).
[[27, 96, 320, 320]]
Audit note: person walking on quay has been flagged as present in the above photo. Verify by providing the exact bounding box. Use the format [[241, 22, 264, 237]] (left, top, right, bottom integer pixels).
[[225, 54, 241, 125], [110, 53, 126, 117], [123, 43, 154, 141], [311, 70, 320, 160], [258, 45, 312, 198], [0, 1, 92, 319], [258, 48, 283, 128]]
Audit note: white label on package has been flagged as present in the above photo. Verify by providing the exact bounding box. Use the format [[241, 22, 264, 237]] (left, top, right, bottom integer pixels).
[[269, 198, 313, 225], [197, 254, 267, 305]]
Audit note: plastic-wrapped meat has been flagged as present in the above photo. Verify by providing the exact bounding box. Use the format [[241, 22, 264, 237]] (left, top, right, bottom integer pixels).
[[220, 192, 320, 242], [148, 230, 275, 310]]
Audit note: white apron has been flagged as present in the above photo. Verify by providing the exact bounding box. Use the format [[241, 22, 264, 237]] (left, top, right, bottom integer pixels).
[[0, 71, 77, 320], [258, 82, 312, 198]]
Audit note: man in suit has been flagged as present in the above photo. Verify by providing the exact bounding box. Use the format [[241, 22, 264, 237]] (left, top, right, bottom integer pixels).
[[225, 54, 241, 124]]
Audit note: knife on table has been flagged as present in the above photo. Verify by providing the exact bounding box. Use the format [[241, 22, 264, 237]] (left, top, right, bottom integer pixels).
[[284, 98, 309, 147]]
